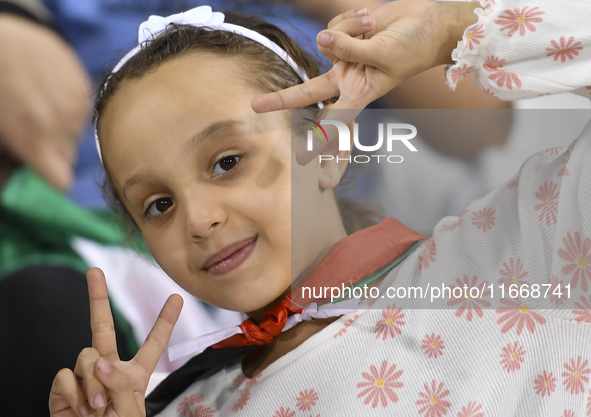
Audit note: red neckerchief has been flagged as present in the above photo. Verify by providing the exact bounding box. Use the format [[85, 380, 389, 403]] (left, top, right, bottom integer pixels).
[[212, 217, 425, 349]]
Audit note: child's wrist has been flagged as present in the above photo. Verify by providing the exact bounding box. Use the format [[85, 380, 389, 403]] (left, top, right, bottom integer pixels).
[[431, 1, 480, 67]]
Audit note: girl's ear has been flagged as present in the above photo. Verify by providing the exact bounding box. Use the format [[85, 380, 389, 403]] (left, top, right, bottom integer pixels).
[[317, 117, 355, 190]]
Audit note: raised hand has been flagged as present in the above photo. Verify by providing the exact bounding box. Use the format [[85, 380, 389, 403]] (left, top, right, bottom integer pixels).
[[49, 268, 183, 416], [0, 15, 92, 191], [251, 0, 479, 113]]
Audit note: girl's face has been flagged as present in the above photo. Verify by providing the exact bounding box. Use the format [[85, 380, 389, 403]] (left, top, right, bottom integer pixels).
[[98, 53, 345, 312], [99, 53, 341, 313]]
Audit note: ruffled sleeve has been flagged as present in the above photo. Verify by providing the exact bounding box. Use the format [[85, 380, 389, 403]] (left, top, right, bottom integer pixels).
[[445, 0, 591, 100]]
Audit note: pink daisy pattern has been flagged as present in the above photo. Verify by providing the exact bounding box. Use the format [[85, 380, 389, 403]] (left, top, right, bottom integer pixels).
[[535, 181, 560, 226], [471, 207, 496, 232], [546, 147, 565, 157], [447, 275, 491, 321], [549, 275, 566, 306], [495, 6, 545, 37], [296, 389, 319, 411], [561, 410, 576, 417], [507, 175, 519, 189], [421, 333, 445, 359], [498, 258, 529, 287], [573, 295, 591, 323], [484, 56, 522, 89], [416, 380, 451, 417], [232, 375, 246, 389], [465, 24, 485, 50], [546, 37, 584, 62], [245, 373, 262, 389], [482, 87, 497, 98], [587, 390, 591, 416], [177, 395, 205, 416], [357, 361, 404, 408], [334, 314, 359, 338], [273, 407, 295, 417], [439, 207, 469, 233], [500, 341, 526, 372], [563, 356, 591, 395], [496, 298, 547, 335], [189, 405, 215, 417], [232, 390, 250, 413], [375, 304, 405, 340], [558, 150, 571, 177], [418, 238, 437, 270], [557, 231, 591, 292], [451, 64, 477, 84], [458, 401, 484, 417], [534, 370, 557, 397]]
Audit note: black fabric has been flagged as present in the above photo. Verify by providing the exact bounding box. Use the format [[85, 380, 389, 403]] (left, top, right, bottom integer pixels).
[[0, 265, 134, 417], [146, 345, 255, 417]]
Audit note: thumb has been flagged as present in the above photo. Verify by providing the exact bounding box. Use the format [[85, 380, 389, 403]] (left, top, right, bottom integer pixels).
[[95, 357, 142, 416], [24, 139, 74, 191], [316, 30, 381, 67]]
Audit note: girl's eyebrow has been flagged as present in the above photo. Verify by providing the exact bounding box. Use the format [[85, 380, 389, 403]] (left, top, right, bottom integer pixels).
[[122, 119, 246, 199], [184, 119, 245, 153]]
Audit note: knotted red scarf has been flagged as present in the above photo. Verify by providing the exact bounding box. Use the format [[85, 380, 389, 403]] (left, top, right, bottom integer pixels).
[[212, 217, 424, 349]]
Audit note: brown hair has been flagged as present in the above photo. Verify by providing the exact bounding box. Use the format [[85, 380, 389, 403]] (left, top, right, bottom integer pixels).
[[94, 11, 381, 237]]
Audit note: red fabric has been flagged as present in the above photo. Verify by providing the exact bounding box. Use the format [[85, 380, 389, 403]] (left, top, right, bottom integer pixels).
[[291, 217, 425, 306], [212, 292, 302, 349], [212, 217, 424, 350]]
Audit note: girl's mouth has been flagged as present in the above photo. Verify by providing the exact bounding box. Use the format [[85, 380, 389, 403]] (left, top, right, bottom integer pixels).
[[203, 236, 258, 275]]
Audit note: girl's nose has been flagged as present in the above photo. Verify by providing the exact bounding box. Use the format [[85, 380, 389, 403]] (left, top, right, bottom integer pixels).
[[184, 197, 226, 240]]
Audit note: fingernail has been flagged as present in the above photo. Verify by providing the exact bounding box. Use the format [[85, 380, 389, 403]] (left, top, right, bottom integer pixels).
[[356, 7, 368, 16], [80, 406, 90, 416], [94, 394, 106, 407], [317, 32, 332, 48], [361, 16, 372, 26], [98, 358, 111, 374]]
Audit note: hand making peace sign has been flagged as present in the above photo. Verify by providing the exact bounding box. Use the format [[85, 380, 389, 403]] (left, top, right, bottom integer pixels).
[[49, 268, 183, 417]]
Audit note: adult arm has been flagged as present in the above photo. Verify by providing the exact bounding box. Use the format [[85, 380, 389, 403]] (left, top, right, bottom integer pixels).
[[253, 0, 591, 112]]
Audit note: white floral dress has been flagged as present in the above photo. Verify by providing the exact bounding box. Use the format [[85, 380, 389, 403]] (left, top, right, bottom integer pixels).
[[157, 1, 591, 416]]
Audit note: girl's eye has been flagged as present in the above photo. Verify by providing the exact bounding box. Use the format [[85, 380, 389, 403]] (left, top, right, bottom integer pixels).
[[213, 155, 240, 176], [146, 197, 175, 218]]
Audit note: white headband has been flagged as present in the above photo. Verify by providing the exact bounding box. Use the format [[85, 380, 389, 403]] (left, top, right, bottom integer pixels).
[[95, 5, 324, 164]]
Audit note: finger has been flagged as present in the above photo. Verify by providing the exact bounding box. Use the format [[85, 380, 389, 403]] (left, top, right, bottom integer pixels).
[[327, 15, 376, 39], [94, 357, 141, 415], [87, 268, 120, 361], [317, 30, 382, 67], [73, 348, 108, 411], [30, 139, 74, 190], [327, 7, 370, 29], [49, 368, 92, 417], [251, 73, 338, 113], [133, 294, 183, 373], [320, 16, 377, 64]]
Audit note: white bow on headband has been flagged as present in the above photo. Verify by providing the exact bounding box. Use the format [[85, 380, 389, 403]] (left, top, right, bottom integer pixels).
[[111, 5, 314, 82], [138, 7, 225, 44]]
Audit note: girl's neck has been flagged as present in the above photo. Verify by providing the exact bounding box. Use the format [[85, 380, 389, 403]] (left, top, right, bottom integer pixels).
[[241, 315, 340, 378]]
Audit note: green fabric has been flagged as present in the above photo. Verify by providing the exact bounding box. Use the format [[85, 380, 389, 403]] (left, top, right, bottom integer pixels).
[[0, 167, 142, 353], [327, 240, 425, 304]]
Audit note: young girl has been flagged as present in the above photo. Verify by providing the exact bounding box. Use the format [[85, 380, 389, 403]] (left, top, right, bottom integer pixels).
[[49, 1, 591, 416]]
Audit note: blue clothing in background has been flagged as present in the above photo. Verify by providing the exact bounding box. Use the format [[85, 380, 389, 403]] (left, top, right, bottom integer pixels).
[[42, 0, 326, 207]]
